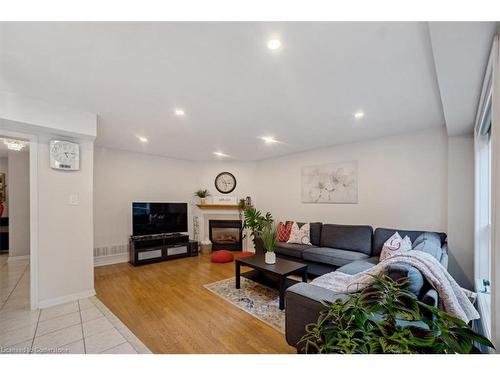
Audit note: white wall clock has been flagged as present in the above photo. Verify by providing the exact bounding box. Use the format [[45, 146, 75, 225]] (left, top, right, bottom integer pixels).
[[50, 140, 80, 171], [215, 172, 236, 194]]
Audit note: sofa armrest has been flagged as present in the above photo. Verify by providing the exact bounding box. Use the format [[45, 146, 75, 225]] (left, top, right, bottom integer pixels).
[[421, 288, 438, 308], [386, 263, 440, 307], [285, 283, 348, 348], [420, 288, 439, 320]]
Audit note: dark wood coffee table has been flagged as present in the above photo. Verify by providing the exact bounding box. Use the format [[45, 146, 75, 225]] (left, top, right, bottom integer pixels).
[[235, 255, 308, 310]]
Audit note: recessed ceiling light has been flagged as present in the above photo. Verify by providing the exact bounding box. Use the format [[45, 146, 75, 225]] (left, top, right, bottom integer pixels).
[[213, 151, 230, 157], [261, 136, 279, 144], [267, 39, 281, 50], [354, 111, 365, 119], [138, 136, 148, 143], [174, 109, 185, 116]]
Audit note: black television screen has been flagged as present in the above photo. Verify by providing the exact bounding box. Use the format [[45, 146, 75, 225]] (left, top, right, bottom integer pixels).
[[132, 202, 188, 236]]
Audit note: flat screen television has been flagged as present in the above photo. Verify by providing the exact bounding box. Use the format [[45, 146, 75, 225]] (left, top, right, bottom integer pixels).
[[132, 202, 188, 236]]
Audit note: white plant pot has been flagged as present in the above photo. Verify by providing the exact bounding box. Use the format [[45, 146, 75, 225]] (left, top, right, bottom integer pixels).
[[265, 251, 276, 264], [200, 198, 206, 205]]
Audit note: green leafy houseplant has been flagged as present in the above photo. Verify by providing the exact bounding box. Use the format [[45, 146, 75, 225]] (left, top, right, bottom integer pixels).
[[242, 207, 273, 253], [299, 275, 495, 354]]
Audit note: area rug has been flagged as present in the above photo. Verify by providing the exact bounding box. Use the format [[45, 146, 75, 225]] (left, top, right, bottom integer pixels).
[[204, 277, 285, 334]]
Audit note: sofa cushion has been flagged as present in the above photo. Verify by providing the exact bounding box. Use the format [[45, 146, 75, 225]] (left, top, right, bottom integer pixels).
[[295, 222, 322, 246], [372, 228, 447, 256], [275, 242, 314, 259], [287, 222, 312, 245], [380, 232, 412, 261], [309, 222, 322, 246], [277, 222, 292, 242], [412, 232, 441, 249], [386, 263, 425, 296], [412, 233, 443, 262], [320, 224, 373, 255], [336, 257, 379, 275], [302, 247, 370, 267]]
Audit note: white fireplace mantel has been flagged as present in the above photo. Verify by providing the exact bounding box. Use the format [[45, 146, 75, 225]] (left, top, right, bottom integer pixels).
[[194, 207, 254, 252]]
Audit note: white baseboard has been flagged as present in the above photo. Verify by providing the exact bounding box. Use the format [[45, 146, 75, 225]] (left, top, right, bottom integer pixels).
[[8, 255, 30, 262], [94, 253, 129, 267], [38, 289, 96, 309]]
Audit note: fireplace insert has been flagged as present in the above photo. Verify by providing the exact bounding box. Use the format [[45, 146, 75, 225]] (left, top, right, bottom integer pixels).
[[209, 220, 243, 251]]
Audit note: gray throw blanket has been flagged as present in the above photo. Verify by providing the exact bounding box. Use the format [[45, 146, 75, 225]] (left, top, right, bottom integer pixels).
[[310, 250, 479, 323]]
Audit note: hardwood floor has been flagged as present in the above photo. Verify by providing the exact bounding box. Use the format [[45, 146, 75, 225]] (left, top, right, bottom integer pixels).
[[94, 253, 295, 354]]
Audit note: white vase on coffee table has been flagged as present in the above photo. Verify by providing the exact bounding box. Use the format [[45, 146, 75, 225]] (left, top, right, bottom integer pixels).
[[265, 251, 276, 264]]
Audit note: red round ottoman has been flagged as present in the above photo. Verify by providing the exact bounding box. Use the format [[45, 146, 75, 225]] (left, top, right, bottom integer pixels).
[[238, 251, 254, 259], [211, 250, 234, 263]]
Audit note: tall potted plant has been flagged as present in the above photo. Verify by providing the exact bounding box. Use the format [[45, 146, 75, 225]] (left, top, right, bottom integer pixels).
[[242, 207, 273, 255], [194, 189, 210, 205], [261, 223, 277, 264]]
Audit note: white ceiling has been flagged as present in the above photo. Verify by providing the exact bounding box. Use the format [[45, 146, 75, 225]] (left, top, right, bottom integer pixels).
[[429, 22, 497, 136], [0, 22, 496, 160]]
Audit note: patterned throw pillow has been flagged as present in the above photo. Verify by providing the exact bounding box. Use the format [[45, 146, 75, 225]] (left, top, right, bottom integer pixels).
[[287, 222, 312, 245], [276, 221, 292, 242], [380, 232, 412, 261]]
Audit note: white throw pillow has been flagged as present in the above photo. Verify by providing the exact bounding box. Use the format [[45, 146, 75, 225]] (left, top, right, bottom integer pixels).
[[401, 236, 412, 251], [380, 232, 412, 261], [287, 222, 312, 245]]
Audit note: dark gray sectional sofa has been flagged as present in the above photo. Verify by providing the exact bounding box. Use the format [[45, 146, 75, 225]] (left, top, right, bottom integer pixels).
[[276, 223, 448, 348], [275, 223, 375, 276]]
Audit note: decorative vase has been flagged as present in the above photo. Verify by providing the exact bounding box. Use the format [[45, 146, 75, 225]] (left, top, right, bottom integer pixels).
[[265, 251, 276, 264], [200, 198, 206, 205]]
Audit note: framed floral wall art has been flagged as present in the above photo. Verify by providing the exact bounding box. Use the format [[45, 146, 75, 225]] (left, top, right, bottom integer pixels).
[[301, 161, 358, 203]]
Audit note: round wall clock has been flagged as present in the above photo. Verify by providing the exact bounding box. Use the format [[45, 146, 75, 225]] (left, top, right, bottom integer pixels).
[[215, 172, 237, 194]]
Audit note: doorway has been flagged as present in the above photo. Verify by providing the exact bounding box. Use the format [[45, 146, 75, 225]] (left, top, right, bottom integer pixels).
[[0, 136, 31, 313]]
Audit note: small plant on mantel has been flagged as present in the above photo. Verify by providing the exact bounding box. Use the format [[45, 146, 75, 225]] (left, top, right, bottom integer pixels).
[[238, 198, 247, 210], [194, 189, 210, 205]]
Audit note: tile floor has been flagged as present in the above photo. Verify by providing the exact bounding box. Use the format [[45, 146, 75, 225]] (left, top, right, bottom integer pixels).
[[0, 254, 151, 354]]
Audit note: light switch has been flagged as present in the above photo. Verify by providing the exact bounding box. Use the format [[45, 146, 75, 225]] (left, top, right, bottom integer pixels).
[[69, 193, 80, 206]]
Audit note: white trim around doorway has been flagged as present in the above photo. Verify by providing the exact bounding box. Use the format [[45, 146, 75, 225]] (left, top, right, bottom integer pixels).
[[0, 128, 39, 310]]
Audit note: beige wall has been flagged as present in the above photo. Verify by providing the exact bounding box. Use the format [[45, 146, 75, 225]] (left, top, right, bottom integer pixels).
[[93, 147, 198, 254], [93, 149, 260, 260], [7, 149, 30, 258], [195, 161, 258, 204], [255, 127, 448, 232], [447, 136, 474, 289], [37, 135, 94, 305]]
